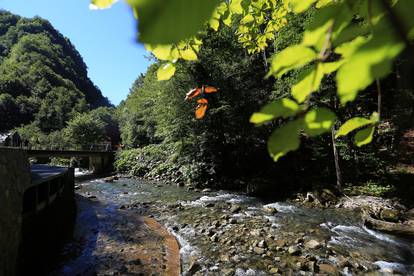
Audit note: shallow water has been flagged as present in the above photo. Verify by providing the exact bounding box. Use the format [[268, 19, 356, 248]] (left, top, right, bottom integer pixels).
[[63, 177, 414, 275]]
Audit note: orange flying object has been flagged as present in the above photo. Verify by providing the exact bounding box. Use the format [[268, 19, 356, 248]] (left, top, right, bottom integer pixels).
[[185, 85, 219, 119]]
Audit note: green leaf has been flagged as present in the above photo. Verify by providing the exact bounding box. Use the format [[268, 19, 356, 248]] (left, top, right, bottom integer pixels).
[[321, 60, 345, 73], [145, 44, 175, 60], [229, 0, 243, 14], [354, 125, 375, 147], [332, 24, 370, 47], [302, 3, 352, 51], [268, 45, 317, 77], [336, 32, 404, 104], [157, 62, 176, 81], [209, 18, 220, 31], [316, 0, 333, 8], [303, 107, 336, 137], [209, 2, 229, 31], [131, 0, 220, 44], [90, 0, 117, 9], [268, 119, 303, 161], [250, 98, 300, 124], [291, 64, 324, 103], [335, 113, 378, 138], [335, 36, 369, 58], [285, 0, 317, 13], [179, 47, 198, 61]]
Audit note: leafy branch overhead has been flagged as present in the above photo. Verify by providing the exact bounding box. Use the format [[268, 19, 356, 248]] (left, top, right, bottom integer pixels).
[[91, 0, 414, 161]]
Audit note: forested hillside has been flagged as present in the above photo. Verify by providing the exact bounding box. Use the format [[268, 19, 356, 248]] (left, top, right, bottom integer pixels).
[[116, 11, 414, 199], [0, 11, 110, 133]]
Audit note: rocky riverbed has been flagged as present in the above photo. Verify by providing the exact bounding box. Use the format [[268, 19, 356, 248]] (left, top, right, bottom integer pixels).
[[64, 177, 414, 275]]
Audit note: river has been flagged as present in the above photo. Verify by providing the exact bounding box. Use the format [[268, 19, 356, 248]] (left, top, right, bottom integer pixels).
[[51, 176, 414, 275]]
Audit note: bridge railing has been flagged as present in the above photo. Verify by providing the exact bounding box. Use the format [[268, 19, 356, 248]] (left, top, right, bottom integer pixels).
[[23, 143, 113, 152]]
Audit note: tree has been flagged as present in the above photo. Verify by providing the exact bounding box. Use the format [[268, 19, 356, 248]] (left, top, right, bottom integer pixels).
[[65, 113, 105, 148]]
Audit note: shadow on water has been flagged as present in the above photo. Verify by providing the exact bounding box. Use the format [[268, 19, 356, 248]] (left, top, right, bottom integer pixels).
[[49, 193, 151, 276], [48, 194, 100, 276], [18, 188, 76, 275]]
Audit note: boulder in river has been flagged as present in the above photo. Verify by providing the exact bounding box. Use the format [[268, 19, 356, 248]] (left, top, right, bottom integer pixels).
[[288, 245, 301, 255], [380, 208, 401, 222], [363, 210, 414, 238], [230, 204, 242, 213], [304, 239, 322, 250], [263, 206, 278, 214]]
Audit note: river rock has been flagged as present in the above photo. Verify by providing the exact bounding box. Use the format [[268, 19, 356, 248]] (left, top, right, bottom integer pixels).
[[250, 229, 263, 236], [104, 176, 115, 182], [202, 188, 212, 193], [406, 208, 414, 220], [222, 268, 235, 276], [258, 240, 267, 248], [185, 261, 202, 275], [304, 239, 322, 249], [254, 247, 265, 255], [211, 220, 220, 228], [268, 266, 279, 274], [320, 189, 337, 204], [288, 245, 301, 255], [318, 263, 338, 275], [307, 261, 316, 272], [274, 239, 286, 247], [336, 195, 405, 212], [380, 208, 400, 222], [220, 254, 230, 262], [295, 237, 304, 244], [304, 192, 321, 205], [210, 233, 219, 242], [230, 204, 242, 213], [263, 206, 278, 214], [229, 218, 237, 224]]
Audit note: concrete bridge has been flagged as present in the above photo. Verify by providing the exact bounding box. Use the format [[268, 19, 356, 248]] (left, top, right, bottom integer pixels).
[[26, 144, 116, 174]]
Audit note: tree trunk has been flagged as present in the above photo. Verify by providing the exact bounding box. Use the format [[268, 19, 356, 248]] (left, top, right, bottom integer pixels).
[[331, 126, 343, 191]]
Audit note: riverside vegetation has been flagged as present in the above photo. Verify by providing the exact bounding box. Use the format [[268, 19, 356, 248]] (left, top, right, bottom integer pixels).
[[113, 2, 414, 204]]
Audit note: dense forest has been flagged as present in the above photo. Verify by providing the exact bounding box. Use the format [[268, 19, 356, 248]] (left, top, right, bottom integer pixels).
[[0, 11, 119, 148], [116, 10, 414, 200]]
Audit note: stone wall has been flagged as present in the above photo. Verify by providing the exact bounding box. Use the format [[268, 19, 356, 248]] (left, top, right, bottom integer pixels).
[[0, 148, 30, 276]]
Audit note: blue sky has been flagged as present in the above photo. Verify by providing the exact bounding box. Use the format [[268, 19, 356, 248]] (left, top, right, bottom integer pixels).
[[0, 0, 152, 105]]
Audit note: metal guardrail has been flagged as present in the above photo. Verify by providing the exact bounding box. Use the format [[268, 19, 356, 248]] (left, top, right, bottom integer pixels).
[[19, 143, 113, 152]]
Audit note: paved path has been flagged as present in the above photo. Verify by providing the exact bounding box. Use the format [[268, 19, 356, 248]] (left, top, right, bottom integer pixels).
[[31, 164, 68, 185]]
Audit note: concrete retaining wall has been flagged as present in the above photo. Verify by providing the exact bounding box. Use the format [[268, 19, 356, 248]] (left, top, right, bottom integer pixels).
[[0, 148, 30, 276], [0, 148, 76, 275]]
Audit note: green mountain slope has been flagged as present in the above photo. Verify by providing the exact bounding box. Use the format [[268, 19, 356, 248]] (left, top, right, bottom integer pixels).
[[0, 11, 110, 132]]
